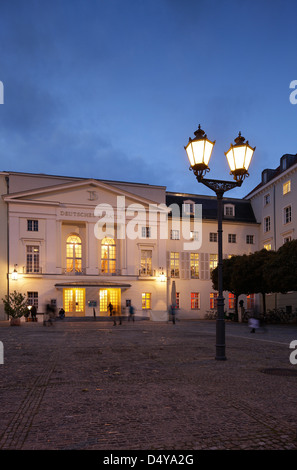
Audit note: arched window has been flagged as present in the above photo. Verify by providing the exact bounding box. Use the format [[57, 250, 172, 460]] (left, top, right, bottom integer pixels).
[[66, 234, 82, 273], [101, 237, 116, 274]]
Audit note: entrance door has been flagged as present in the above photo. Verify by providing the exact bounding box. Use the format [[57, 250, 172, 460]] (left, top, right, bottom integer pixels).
[[63, 288, 85, 316], [99, 288, 121, 316]]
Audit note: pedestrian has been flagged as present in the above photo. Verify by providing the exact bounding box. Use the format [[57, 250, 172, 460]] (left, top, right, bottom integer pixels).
[[108, 302, 113, 317], [31, 304, 37, 322], [249, 316, 259, 333], [44, 303, 56, 326], [128, 304, 135, 322], [59, 308, 65, 319], [170, 305, 176, 324]]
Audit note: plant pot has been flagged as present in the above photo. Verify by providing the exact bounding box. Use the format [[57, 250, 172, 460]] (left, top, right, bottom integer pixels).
[[10, 317, 21, 326]]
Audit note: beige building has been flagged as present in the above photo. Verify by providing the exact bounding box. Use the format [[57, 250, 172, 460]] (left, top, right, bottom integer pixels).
[[246, 153, 297, 311], [0, 157, 296, 322]]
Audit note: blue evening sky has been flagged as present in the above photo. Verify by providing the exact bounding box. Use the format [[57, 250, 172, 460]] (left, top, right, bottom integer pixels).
[[0, 0, 296, 198]]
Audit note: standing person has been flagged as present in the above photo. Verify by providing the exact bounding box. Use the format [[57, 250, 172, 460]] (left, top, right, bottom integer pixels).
[[171, 305, 176, 324], [31, 304, 37, 322], [128, 304, 135, 322]]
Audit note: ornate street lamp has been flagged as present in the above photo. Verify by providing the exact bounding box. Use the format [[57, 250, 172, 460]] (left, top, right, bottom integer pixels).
[[185, 125, 255, 360]]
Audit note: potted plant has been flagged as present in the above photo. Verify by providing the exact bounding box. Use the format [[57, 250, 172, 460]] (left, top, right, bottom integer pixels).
[[2, 291, 28, 325]]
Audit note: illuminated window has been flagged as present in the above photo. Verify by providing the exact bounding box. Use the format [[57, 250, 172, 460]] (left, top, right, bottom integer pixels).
[[246, 294, 255, 310], [26, 246, 40, 273], [99, 289, 108, 313], [190, 253, 199, 278], [210, 292, 218, 310], [209, 254, 218, 272], [228, 293, 235, 309], [27, 292, 38, 309], [264, 243, 272, 251], [170, 252, 179, 278], [191, 292, 200, 309], [176, 292, 180, 309], [64, 288, 85, 313], [140, 250, 152, 276], [99, 288, 120, 314], [101, 237, 116, 274], [66, 235, 82, 273], [283, 180, 291, 195], [142, 293, 151, 309]]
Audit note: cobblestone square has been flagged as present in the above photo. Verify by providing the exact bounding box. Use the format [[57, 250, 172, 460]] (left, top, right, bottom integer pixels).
[[0, 318, 296, 451]]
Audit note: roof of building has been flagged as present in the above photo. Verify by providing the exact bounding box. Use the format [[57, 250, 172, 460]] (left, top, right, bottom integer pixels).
[[166, 192, 257, 224], [245, 153, 297, 198]]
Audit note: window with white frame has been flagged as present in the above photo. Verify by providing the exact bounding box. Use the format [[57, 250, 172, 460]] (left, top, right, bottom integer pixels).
[[101, 237, 116, 274], [210, 292, 218, 310], [228, 234, 236, 243], [209, 254, 218, 272], [191, 292, 200, 309], [283, 180, 291, 195], [170, 252, 179, 278], [27, 291, 38, 309], [246, 235, 254, 244], [183, 202, 195, 215], [264, 216, 271, 232], [284, 205, 292, 224], [170, 229, 180, 240], [264, 194, 270, 206], [66, 234, 82, 273], [190, 253, 199, 278], [224, 204, 235, 217], [283, 235, 292, 244], [246, 294, 255, 310], [27, 219, 39, 232], [228, 293, 235, 309], [140, 250, 152, 276], [141, 226, 151, 238], [209, 232, 217, 242], [26, 245, 40, 273], [142, 292, 151, 309]]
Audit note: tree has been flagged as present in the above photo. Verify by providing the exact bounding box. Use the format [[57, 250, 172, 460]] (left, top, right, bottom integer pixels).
[[241, 249, 277, 315], [2, 291, 28, 319], [211, 255, 247, 317], [264, 240, 297, 294]]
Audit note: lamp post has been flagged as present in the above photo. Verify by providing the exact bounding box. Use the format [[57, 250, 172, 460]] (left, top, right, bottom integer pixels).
[[185, 125, 255, 360]]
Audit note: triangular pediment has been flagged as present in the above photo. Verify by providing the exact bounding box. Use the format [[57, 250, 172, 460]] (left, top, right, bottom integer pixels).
[[3, 179, 167, 210]]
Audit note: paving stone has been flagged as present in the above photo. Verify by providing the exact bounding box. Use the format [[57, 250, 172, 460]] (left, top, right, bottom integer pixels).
[[0, 319, 297, 450]]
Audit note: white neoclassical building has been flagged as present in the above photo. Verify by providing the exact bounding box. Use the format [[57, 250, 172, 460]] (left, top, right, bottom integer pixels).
[[0, 154, 296, 321]]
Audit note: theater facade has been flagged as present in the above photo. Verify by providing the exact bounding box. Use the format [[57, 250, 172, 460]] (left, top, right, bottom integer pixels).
[[1, 155, 296, 321]]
